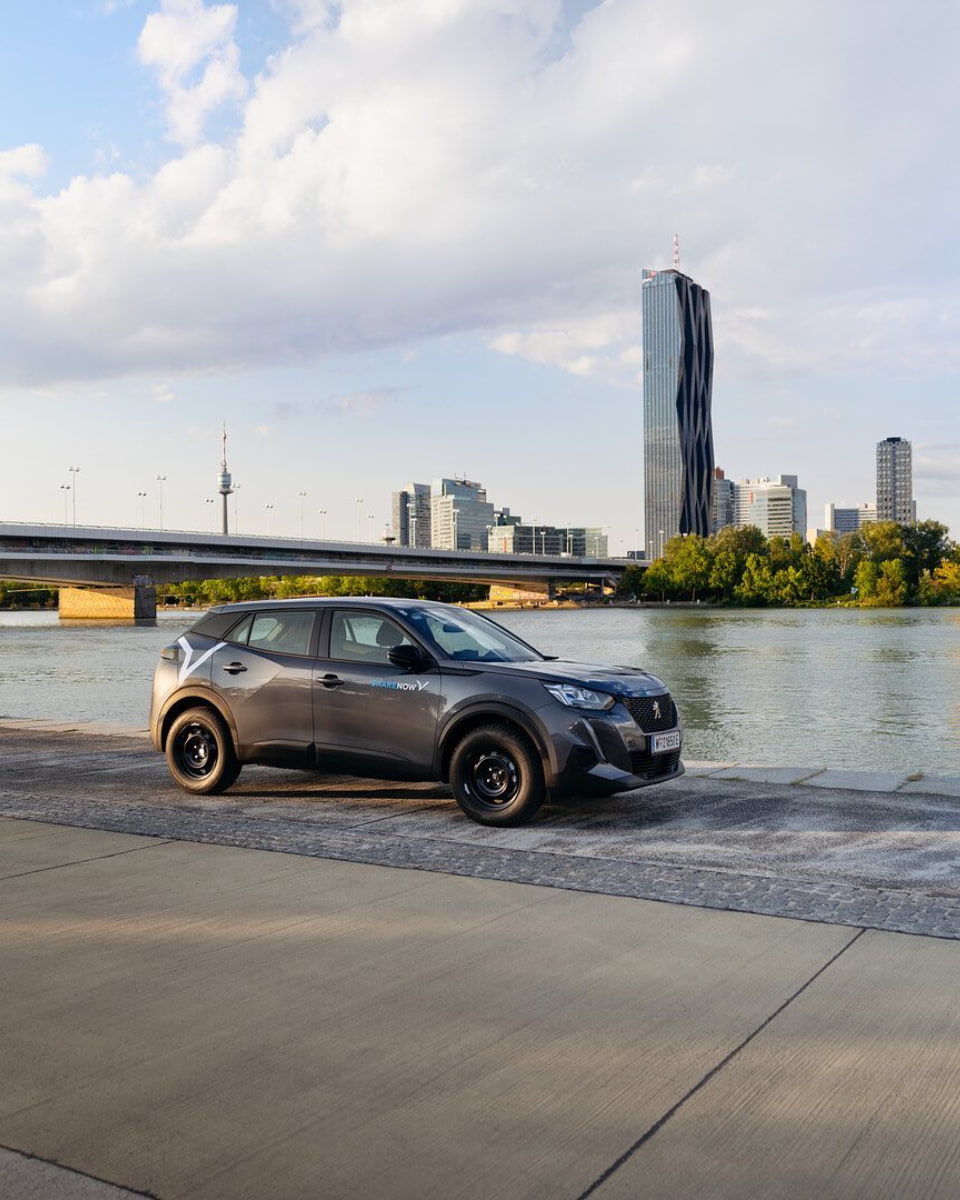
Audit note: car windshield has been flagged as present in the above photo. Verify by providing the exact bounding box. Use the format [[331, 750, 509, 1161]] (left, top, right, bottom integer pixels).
[[400, 607, 543, 663]]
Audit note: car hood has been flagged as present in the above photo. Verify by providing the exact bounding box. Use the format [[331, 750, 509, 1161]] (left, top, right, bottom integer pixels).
[[470, 658, 669, 698]]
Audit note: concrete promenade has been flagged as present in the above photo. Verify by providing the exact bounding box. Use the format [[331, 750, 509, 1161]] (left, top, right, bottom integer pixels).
[[4, 723, 960, 1197]]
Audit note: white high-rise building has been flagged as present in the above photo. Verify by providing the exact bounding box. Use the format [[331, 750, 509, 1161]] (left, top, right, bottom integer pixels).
[[824, 502, 877, 534], [876, 437, 915, 523], [430, 478, 494, 551], [733, 475, 807, 539]]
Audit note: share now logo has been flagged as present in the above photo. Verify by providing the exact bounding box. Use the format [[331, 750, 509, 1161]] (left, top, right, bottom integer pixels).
[[177, 637, 226, 684], [371, 679, 430, 692]]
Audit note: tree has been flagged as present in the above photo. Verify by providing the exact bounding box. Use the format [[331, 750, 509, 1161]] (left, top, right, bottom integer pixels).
[[640, 558, 675, 601], [900, 520, 954, 594], [860, 521, 906, 564], [853, 559, 879, 603], [615, 564, 645, 600], [799, 552, 841, 603], [735, 554, 775, 605], [924, 561, 960, 603], [708, 550, 740, 600], [668, 536, 713, 601], [875, 559, 907, 607]]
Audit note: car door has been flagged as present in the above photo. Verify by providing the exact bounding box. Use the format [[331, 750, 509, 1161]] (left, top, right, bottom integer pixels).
[[209, 608, 319, 764], [313, 608, 441, 776]]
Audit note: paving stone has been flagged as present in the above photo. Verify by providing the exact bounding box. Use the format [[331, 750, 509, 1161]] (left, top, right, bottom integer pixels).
[[805, 768, 911, 791]]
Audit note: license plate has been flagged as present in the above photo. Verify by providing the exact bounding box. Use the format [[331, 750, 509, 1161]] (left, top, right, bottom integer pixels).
[[651, 730, 681, 754]]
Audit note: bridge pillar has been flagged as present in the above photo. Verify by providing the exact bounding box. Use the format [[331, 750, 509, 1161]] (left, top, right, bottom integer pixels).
[[488, 582, 554, 605], [59, 585, 157, 621]]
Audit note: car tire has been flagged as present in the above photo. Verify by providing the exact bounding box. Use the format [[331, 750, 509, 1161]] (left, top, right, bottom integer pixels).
[[165, 707, 241, 795], [449, 723, 546, 826]]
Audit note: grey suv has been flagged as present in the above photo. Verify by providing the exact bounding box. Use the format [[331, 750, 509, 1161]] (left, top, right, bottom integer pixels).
[[150, 597, 683, 825]]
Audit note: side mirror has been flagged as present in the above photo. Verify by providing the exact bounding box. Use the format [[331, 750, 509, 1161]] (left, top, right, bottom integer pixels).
[[387, 644, 426, 672]]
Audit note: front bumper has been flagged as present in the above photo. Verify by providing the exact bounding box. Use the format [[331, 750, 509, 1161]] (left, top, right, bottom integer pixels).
[[546, 706, 684, 796]]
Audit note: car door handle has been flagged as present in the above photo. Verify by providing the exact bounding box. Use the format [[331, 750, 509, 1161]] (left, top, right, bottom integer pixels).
[[317, 673, 345, 688], [222, 662, 248, 674]]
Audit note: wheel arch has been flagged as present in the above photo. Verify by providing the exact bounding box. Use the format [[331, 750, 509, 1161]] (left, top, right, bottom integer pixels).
[[437, 703, 554, 784], [158, 689, 239, 754]]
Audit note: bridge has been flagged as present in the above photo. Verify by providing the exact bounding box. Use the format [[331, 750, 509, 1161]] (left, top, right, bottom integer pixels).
[[0, 522, 632, 618]]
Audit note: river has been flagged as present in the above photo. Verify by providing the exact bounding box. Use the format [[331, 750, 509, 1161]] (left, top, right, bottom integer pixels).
[[1, 606, 958, 774]]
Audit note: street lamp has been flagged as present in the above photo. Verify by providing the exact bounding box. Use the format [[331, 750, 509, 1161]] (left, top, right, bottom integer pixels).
[[317, 508, 327, 538], [205, 498, 215, 531], [298, 490, 307, 539], [659, 529, 665, 559], [539, 529, 547, 556], [367, 513, 375, 541], [233, 483, 241, 535], [137, 490, 147, 528], [59, 483, 71, 526], [265, 504, 275, 535], [156, 474, 167, 530], [355, 497, 364, 542], [633, 527, 640, 558], [67, 466, 80, 525]]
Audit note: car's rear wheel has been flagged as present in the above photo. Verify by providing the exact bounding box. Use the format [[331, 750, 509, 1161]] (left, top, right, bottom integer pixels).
[[449, 723, 546, 826], [165, 707, 241, 795]]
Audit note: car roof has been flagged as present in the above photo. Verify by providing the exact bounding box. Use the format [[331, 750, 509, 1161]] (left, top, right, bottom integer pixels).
[[206, 596, 454, 614]]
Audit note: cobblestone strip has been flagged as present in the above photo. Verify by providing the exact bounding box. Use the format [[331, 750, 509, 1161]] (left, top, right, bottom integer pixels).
[[3, 792, 960, 941]]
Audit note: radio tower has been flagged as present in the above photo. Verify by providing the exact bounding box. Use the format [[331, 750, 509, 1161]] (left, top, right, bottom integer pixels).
[[673, 232, 680, 270], [217, 422, 234, 536]]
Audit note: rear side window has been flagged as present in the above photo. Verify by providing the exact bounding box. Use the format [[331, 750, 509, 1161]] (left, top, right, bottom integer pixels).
[[225, 613, 254, 645], [190, 611, 245, 639], [247, 611, 316, 657]]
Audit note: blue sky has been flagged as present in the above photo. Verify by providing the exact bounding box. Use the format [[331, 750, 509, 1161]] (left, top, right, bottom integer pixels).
[[1, 0, 957, 548]]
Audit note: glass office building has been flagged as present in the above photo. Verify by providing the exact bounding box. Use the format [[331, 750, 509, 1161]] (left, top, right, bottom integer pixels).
[[642, 268, 714, 555]]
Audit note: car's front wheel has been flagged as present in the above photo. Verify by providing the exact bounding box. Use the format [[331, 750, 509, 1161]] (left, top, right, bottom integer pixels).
[[165, 707, 241, 795], [449, 723, 546, 826]]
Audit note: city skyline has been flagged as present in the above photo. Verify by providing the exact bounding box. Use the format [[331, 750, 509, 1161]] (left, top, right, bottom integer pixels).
[[0, 2, 957, 550]]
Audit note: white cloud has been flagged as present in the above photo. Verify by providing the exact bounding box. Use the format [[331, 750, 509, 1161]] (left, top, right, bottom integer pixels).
[[0, 0, 957, 391], [137, 0, 246, 146], [0, 144, 48, 179]]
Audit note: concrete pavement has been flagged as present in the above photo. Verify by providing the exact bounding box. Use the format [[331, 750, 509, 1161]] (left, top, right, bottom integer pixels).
[[4, 816, 960, 1199]]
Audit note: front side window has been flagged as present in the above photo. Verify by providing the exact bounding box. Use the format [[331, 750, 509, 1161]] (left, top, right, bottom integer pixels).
[[330, 612, 413, 664], [400, 607, 542, 663]]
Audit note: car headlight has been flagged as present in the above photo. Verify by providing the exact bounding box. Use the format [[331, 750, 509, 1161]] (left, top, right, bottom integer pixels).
[[543, 682, 616, 711]]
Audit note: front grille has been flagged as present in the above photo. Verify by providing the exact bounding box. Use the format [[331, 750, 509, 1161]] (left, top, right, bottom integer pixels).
[[623, 694, 676, 731], [629, 747, 682, 780]]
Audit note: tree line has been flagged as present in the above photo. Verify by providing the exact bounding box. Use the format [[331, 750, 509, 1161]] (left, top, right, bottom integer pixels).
[[616, 521, 960, 607], [158, 575, 488, 607]]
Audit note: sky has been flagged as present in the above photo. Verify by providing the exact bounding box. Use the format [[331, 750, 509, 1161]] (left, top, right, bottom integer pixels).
[[0, 0, 957, 551]]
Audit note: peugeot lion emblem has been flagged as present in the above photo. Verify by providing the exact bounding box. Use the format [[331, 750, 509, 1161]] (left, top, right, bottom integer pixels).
[[652, 700, 662, 720]]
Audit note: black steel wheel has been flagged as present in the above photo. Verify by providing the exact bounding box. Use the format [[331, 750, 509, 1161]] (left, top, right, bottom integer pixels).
[[449, 723, 546, 826], [165, 707, 241, 795]]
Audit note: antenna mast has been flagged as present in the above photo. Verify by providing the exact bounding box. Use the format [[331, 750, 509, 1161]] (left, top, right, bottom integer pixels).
[[673, 233, 680, 270], [217, 421, 234, 536]]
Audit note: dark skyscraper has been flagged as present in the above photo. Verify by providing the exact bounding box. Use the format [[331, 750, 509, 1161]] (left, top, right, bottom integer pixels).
[[642, 267, 714, 556]]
